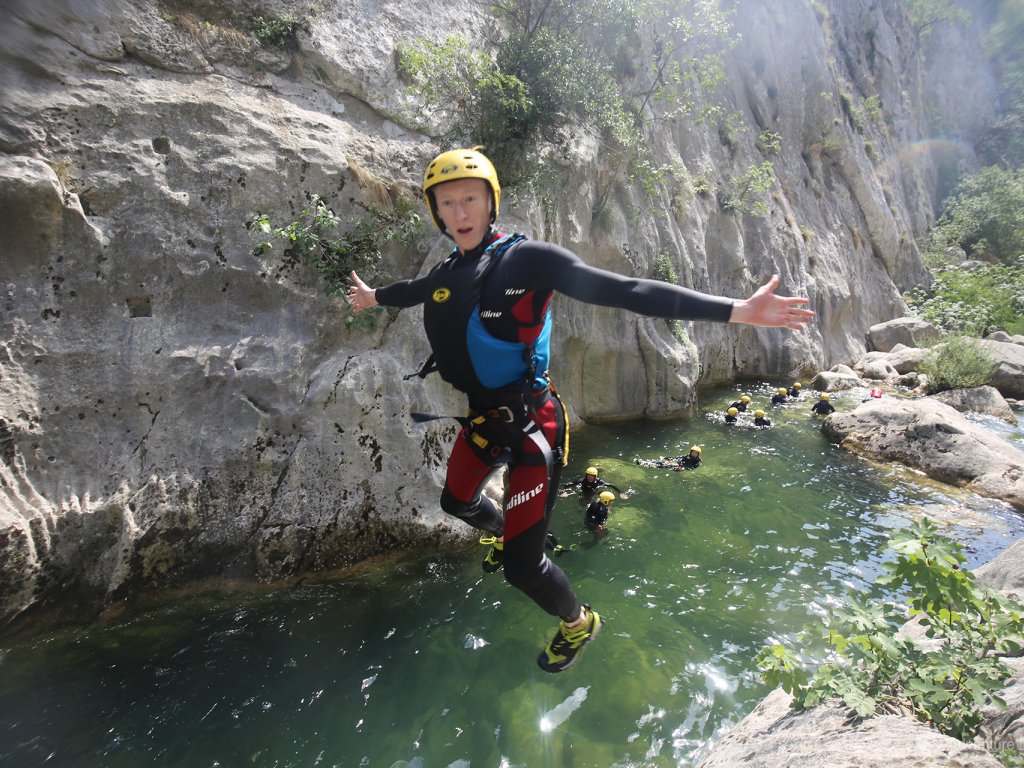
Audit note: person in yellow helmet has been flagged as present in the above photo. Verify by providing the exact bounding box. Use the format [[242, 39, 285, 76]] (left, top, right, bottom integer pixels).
[[729, 394, 752, 412], [724, 406, 739, 424], [753, 409, 772, 427], [559, 465, 624, 501], [771, 387, 789, 406], [584, 490, 615, 535], [811, 392, 836, 415], [635, 445, 703, 471], [788, 381, 803, 398], [346, 146, 814, 673]]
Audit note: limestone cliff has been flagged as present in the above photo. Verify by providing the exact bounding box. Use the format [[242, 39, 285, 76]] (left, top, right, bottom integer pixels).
[[0, 0, 1000, 622]]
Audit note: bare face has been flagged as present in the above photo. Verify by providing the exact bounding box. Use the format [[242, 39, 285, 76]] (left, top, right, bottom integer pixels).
[[433, 177, 492, 252]]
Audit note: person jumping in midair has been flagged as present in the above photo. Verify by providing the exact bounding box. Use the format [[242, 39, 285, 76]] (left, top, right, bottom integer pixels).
[[347, 147, 814, 672]]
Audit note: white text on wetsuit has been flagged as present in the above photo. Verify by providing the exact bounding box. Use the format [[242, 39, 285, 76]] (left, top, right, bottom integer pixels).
[[507, 482, 544, 510]]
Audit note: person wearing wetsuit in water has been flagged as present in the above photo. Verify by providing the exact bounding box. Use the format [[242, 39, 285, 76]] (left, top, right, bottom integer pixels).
[[560, 466, 623, 501], [346, 147, 815, 673]]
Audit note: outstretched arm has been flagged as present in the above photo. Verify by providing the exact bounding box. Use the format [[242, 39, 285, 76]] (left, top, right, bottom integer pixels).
[[728, 274, 815, 330]]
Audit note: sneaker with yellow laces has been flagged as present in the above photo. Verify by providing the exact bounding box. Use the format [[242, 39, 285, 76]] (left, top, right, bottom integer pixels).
[[537, 606, 602, 673], [479, 535, 504, 574]]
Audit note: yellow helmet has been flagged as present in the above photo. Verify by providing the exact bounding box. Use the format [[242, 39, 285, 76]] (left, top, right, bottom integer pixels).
[[585, 466, 599, 477], [777, 388, 788, 395], [689, 446, 702, 455], [754, 409, 765, 418], [820, 393, 830, 400], [599, 491, 615, 504], [793, 382, 802, 389], [727, 407, 738, 416], [423, 147, 501, 232]]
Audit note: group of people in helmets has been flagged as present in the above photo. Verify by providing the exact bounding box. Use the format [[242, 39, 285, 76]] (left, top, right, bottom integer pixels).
[[346, 146, 814, 673], [725, 382, 839, 427]]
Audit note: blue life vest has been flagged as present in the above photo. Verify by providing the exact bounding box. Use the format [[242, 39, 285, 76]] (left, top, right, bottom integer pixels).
[[422, 234, 547, 399]]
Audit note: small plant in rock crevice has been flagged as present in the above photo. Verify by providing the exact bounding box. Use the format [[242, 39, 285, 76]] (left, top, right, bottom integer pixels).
[[248, 194, 422, 324]]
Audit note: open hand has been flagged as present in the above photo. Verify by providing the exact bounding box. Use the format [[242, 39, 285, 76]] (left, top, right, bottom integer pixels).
[[346, 270, 377, 313], [729, 274, 815, 330]]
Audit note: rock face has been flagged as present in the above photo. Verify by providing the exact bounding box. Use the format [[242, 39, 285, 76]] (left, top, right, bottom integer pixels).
[[0, 0, 1003, 622], [822, 398, 1024, 511]]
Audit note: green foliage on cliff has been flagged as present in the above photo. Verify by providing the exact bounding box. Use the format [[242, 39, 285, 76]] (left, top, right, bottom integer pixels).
[[247, 195, 421, 303], [397, 0, 738, 206], [757, 519, 1023, 743]]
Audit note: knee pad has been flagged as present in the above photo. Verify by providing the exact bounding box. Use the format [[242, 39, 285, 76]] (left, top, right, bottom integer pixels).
[[440, 488, 504, 534]]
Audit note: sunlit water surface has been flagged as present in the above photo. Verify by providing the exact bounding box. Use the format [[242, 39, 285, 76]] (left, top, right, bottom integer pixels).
[[2, 385, 1022, 768]]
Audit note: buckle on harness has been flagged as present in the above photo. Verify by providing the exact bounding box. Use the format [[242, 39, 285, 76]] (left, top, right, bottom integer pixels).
[[490, 406, 516, 423]]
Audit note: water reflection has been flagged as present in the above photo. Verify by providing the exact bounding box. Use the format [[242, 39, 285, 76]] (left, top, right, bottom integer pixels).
[[1, 387, 1022, 767]]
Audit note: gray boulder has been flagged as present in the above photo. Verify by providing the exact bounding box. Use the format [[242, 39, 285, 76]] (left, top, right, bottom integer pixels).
[[822, 398, 1024, 511], [696, 687, 1001, 768], [854, 351, 899, 380], [930, 385, 1018, 424], [811, 370, 864, 391], [979, 340, 1024, 399], [985, 331, 1024, 346], [867, 317, 940, 352], [882, 344, 932, 374]]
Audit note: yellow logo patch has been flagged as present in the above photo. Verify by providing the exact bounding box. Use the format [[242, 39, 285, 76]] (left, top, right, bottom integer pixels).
[[432, 287, 451, 303]]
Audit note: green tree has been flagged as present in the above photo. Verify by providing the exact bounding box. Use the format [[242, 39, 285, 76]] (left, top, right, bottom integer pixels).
[[979, 3, 1024, 167], [929, 167, 1024, 265], [901, 0, 971, 37]]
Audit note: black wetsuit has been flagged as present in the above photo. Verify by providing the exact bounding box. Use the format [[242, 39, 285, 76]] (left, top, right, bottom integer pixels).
[[771, 393, 788, 406], [754, 416, 772, 427], [788, 386, 802, 398], [584, 500, 610, 531], [563, 475, 622, 501], [811, 400, 836, 415], [375, 230, 734, 621], [724, 413, 738, 423], [729, 400, 749, 412]]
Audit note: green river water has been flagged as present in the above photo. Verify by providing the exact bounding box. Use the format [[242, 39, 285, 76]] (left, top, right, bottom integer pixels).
[[2, 384, 1023, 768]]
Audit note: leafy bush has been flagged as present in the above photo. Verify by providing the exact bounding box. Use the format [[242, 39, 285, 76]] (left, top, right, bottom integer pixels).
[[757, 518, 1023, 742], [918, 335, 997, 394], [907, 258, 1024, 337], [248, 194, 421, 303], [250, 14, 301, 48]]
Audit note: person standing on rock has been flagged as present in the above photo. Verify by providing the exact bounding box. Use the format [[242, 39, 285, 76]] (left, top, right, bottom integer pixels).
[[346, 146, 815, 673]]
